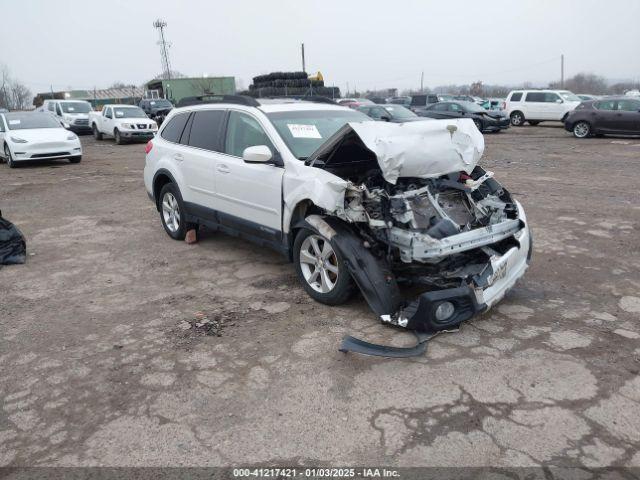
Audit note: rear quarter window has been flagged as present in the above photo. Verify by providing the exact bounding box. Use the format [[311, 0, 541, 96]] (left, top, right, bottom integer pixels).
[[510, 92, 523, 102], [160, 112, 190, 143]]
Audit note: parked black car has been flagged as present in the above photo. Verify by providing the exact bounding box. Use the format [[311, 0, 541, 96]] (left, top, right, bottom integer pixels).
[[387, 96, 412, 107], [415, 101, 510, 132], [357, 104, 427, 123], [564, 96, 640, 138], [139, 98, 173, 125]]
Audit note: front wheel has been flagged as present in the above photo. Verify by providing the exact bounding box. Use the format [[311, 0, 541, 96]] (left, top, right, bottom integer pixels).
[[158, 183, 187, 240], [510, 111, 525, 126], [114, 129, 123, 145], [573, 121, 591, 138], [473, 118, 483, 131], [4, 144, 16, 168], [69, 156, 82, 164], [293, 228, 353, 305]]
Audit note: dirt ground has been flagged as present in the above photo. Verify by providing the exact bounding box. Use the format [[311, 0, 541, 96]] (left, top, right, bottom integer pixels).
[[1, 125, 639, 469]]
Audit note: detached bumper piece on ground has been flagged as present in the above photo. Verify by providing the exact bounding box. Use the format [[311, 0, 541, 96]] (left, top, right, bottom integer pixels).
[[0, 211, 26, 267]]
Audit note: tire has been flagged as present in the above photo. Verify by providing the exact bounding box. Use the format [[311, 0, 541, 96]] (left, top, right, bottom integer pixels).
[[114, 129, 123, 145], [528, 121, 540, 126], [293, 227, 353, 306], [4, 144, 16, 168], [573, 121, 591, 139], [92, 124, 103, 140], [473, 118, 483, 131], [69, 156, 82, 164], [510, 111, 525, 126], [158, 183, 188, 240]]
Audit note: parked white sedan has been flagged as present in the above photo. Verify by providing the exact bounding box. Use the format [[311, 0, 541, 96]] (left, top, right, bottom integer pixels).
[[0, 112, 82, 168]]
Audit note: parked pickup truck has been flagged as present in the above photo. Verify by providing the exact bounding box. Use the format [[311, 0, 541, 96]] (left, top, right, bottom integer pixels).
[[89, 104, 158, 144]]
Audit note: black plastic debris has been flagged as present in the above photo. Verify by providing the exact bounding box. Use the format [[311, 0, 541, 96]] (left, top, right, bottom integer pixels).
[[0, 210, 26, 267], [339, 331, 435, 358]]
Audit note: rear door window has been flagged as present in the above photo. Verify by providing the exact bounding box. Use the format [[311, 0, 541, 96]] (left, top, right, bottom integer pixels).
[[525, 92, 545, 102], [160, 112, 190, 143], [187, 110, 226, 152], [510, 92, 523, 102], [616, 99, 640, 111]]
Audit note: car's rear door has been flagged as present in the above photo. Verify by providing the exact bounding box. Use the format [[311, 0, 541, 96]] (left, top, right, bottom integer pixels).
[[614, 99, 640, 133], [215, 110, 284, 242], [179, 109, 227, 213], [524, 92, 545, 119], [591, 100, 616, 132]]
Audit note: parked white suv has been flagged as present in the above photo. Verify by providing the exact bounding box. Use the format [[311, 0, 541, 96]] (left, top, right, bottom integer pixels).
[[38, 99, 93, 134], [144, 96, 531, 333], [505, 90, 582, 126]]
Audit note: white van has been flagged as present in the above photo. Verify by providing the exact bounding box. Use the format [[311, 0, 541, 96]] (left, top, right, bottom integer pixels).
[[38, 100, 93, 133], [505, 90, 582, 126]]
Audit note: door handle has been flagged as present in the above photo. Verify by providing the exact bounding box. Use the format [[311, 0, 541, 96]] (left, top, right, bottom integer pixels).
[[173, 154, 183, 162], [217, 164, 230, 174]]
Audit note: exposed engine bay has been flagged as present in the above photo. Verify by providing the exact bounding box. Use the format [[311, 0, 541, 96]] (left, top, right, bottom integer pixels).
[[304, 119, 531, 335]]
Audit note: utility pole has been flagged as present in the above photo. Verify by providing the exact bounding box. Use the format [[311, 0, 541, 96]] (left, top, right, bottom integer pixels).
[[154, 19, 172, 80], [560, 54, 564, 89], [421, 71, 424, 93], [301, 43, 306, 72]]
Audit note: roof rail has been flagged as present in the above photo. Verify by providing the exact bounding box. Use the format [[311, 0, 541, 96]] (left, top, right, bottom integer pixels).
[[176, 95, 260, 108], [265, 95, 337, 105]]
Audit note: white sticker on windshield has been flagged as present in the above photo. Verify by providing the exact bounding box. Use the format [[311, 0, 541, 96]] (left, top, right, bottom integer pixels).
[[115, 111, 125, 117], [68, 107, 75, 111], [287, 124, 321, 139], [9, 120, 20, 125]]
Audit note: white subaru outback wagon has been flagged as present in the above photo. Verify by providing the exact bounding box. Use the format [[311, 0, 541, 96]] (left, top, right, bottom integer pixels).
[[144, 95, 532, 332]]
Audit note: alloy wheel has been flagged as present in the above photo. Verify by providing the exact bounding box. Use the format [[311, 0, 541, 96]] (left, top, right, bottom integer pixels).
[[5, 145, 13, 167], [298, 234, 339, 294], [162, 192, 180, 233], [573, 122, 590, 138], [511, 113, 523, 126]]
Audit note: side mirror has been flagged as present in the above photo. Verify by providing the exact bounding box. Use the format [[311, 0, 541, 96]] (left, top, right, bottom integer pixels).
[[243, 145, 273, 163], [556, 99, 563, 103], [380, 115, 391, 122]]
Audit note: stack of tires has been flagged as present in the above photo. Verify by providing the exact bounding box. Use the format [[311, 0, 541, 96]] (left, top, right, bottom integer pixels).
[[245, 71, 340, 98]]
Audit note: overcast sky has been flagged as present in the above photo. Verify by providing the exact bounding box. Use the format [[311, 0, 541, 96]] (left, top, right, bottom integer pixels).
[[2, 0, 639, 95]]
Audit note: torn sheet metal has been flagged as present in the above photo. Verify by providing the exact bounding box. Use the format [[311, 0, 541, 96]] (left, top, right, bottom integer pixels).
[[312, 119, 485, 184]]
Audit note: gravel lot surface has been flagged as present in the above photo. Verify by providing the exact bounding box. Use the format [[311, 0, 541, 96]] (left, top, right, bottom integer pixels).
[[1, 125, 639, 468]]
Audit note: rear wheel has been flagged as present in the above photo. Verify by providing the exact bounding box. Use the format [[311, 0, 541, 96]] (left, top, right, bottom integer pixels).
[[92, 124, 103, 140], [293, 228, 353, 305], [510, 111, 525, 126], [573, 121, 591, 138], [159, 183, 187, 240], [69, 156, 82, 164], [4, 144, 16, 168]]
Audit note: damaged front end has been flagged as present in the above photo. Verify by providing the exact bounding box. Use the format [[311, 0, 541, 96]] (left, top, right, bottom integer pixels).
[[306, 119, 531, 332]]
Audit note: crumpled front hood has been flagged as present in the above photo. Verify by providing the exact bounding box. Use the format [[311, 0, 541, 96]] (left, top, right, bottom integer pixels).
[[310, 119, 485, 184]]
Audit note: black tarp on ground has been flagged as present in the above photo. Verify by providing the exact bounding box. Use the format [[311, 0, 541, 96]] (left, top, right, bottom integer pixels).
[[0, 210, 26, 266]]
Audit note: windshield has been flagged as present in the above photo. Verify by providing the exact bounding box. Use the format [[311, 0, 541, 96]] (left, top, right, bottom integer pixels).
[[266, 109, 371, 160], [150, 100, 172, 108], [383, 105, 417, 119], [113, 107, 147, 119], [558, 91, 581, 102], [61, 102, 91, 114], [4, 113, 62, 130]]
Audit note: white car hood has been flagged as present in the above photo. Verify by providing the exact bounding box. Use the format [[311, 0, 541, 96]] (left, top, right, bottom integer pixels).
[[309, 119, 484, 184], [7, 128, 73, 143]]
